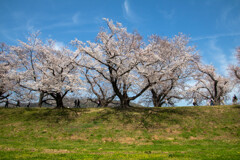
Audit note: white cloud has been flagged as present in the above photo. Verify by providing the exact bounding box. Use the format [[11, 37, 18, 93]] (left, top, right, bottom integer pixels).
[[72, 12, 80, 24], [216, 4, 240, 32], [208, 39, 222, 54], [192, 32, 240, 41], [53, 41, 65, 51], [124, 0, 130, 15], [26, 19, 37, 32], [0, 29, 16, 42], [208, 39, 227, 75], [205, 39, 238, 76], [230, 49, 238, 65], [159, 9, 175, 20], [221, 6, 233, 23], [123, 0, 140, 23]]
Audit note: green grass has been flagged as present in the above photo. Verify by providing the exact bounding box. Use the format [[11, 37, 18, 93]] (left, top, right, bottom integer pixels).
[[0, 105, 239, 159]]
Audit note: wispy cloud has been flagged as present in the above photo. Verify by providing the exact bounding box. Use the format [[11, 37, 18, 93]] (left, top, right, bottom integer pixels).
[[205, 39, 236, 76], [192, 32, 240, 41], [159, 9, 175, 20], [124, 0, 130, 16], [6, 11, 37, 32], [216, 4, 240, 32], [229, 49, 238, 65], [72, 12, 80, 24], [211, 42, 227, 75], [123, 0, 140, 23], [0, 29, 16, 43], [221, 6, 233, 24], [40, 21, 73, 31], [0, 11, 38, 43]]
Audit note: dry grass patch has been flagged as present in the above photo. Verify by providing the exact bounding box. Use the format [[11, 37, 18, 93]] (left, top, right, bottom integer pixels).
[[0, 146, 19, 151], [86, 108, 106, 113], [42, 149, 73, 154], [117, 137, 136, 144], [189, 136, 204, 140], [101, 137, 113, 142], [68, 135, 88, 141], [101, 137, 137, 144]]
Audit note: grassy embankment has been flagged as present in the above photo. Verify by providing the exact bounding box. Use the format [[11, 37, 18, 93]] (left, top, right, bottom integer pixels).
[[0, 105, 239, 159]]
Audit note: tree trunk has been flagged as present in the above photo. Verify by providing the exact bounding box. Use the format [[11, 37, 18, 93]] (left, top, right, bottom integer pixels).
[[153, 98, 161, 107], [98, 100, 109, 107], [55, 93, 64, 109], [151, 89, 163, 107], [120, 99, 130, 109], [120, 97, 130, 108], [38, 92, 44, 107], [110, 77, 150, 109], [214, 97, 221, 105]]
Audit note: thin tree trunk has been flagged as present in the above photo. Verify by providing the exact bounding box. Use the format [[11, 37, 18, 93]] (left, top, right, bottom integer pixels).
[[98, 100, 108, 107], [214, 97, 221, 105], [38, 92, 44, 108]]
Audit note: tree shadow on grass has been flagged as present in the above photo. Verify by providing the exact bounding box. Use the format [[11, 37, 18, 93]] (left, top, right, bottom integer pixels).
[[233, 105, 240, 109], [24, 108, 89, 123], [20, 106, 198, 129], [91, 106, 197, 129]]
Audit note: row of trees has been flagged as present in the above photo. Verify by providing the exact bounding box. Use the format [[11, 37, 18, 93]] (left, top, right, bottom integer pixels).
[[0, 19, 239, 108]]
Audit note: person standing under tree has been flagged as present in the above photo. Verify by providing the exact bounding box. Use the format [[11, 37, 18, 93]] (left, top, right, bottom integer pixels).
[[97, 100, 101, 107], [210, 98, 214, 106], [207, 99, 211, 106], [16, 100, 20, 107], [232, 95, 238, 105], [193, 98, 197, 106], [165, 98, 169, 107], [5, 99, 8, 108], [74, 99, 77, 108], [220, 97, 225, 105], [77, 99, 80, 108], [27, 102, 30, 108]]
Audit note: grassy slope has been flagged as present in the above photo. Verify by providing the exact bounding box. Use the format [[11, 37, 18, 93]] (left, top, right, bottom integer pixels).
[[0, 105, 239, 160]]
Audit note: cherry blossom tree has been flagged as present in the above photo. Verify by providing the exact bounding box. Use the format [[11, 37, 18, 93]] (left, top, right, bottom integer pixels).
[[3, 19, 227, 109], [148, 75, 188, 107], [0, 43, 13, 103], [229, 47, 240, 86], [140, 35, 198, 107], [83, 69, 116, 107], [73, 19, 198, 108], [73, 18, 156, 108], [9, 32, 46, 106], [9, 34, 83, 108], [0, 42, 26, 107], [188, 63, 232, 105]]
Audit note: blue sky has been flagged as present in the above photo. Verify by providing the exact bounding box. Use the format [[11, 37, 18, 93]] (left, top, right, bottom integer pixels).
[[1, 0, 240, 75]]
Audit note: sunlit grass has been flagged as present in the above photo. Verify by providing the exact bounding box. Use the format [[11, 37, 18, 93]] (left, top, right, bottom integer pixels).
[[0, 105, 239, 159]]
